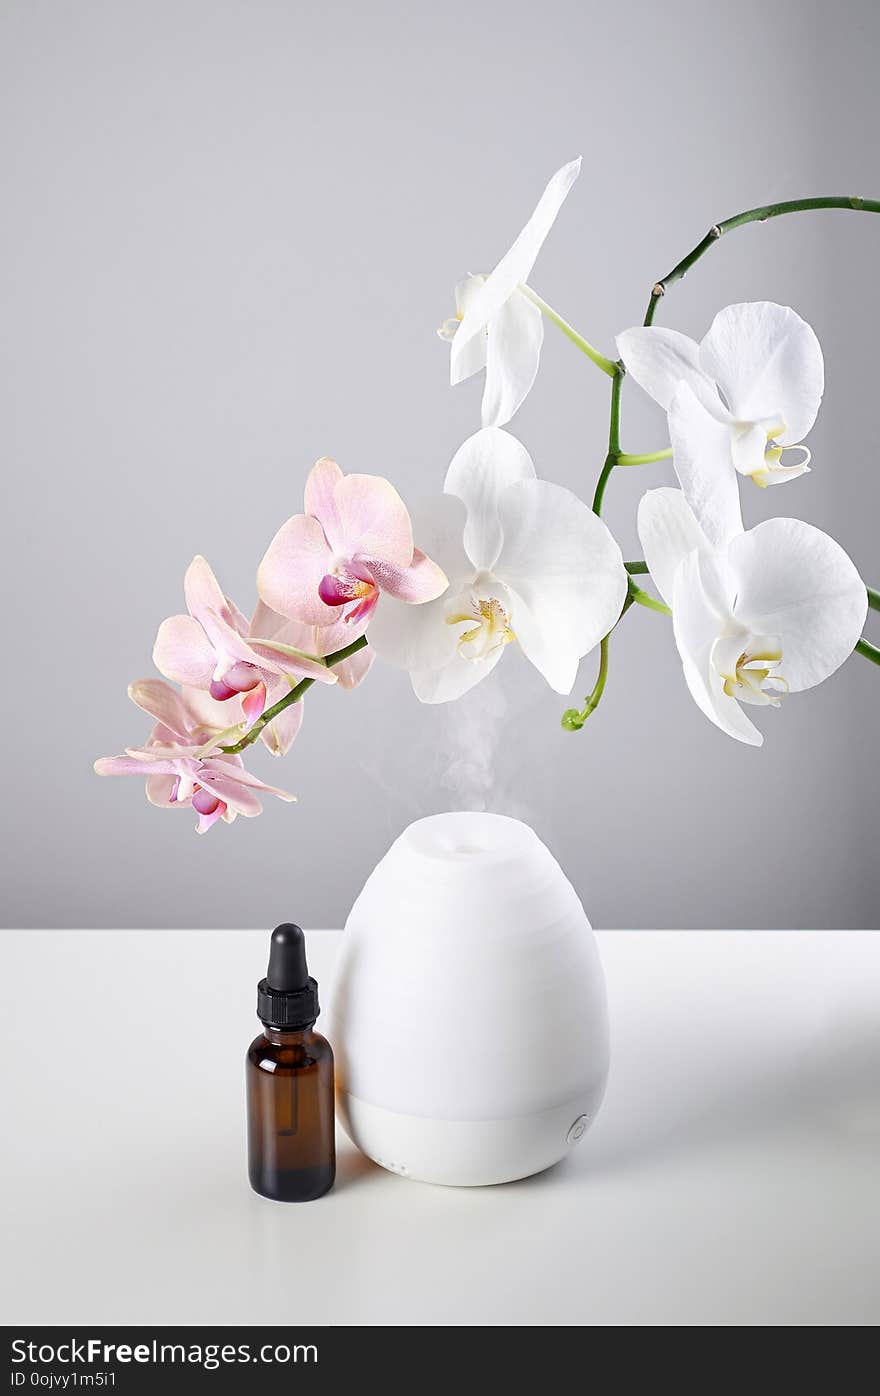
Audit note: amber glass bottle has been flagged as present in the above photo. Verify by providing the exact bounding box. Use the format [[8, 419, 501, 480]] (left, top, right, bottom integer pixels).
[[246, 924, 335, 1202]]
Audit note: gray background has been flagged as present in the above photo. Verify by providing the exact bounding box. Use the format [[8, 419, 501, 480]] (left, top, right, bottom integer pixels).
[[2, 0, 877, 929]]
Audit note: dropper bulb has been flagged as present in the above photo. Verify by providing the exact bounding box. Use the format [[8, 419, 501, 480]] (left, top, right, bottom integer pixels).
[[267, 923, 309, 992]]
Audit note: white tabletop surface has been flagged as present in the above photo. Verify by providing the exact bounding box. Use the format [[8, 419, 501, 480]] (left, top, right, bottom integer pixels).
[[1, 929, 878, 1327]]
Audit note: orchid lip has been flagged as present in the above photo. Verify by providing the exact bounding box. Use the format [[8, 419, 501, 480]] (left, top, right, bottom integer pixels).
[[192, 785, 222, 816], [318, 572, 376, 607], [210, 660, 262, 700], [447, 594, 516, 661], [712, 631, 788, 708]]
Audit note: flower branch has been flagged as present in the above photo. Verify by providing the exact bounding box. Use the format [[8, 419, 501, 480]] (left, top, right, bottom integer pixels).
[[856, 637, 880, 667], [643, 195, 880, 327], [97, 158, 880, 834], [519, 285, 617, 377]]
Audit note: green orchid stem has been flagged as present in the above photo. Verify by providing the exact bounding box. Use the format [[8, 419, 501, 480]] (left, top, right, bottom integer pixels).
[[856, 637, 880, 667], [616, 447, 673, 467], [629, 582, 672, 617], [592, 366, 625, 515], [592, 455, 615, 516], [219, 635, 369, 754], [561, 593, 637, 731], [562, 633, 610, 731], [631, 583, 673, 617], [625, 560, 649, 575], [520, 285, 617, 378], [868, 586, 880, 613], [644, 195, 880, 327]]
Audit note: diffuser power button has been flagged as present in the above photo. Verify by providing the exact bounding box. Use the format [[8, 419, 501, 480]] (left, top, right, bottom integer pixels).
[[566, 1115, 589, 1146]]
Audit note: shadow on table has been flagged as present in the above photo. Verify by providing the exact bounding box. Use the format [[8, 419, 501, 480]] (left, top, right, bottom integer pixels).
[[578, 1007, 880, 1178]]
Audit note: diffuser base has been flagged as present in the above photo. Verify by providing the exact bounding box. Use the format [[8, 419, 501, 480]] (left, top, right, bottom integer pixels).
[[337, 1087, 605, 1187]]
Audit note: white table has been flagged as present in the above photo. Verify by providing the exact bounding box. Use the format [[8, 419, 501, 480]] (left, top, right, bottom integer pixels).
[[1, 930, 878, 1326]]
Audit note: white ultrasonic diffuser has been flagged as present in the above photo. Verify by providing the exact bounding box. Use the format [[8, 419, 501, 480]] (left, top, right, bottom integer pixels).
[[330, 812, 609, 1186]]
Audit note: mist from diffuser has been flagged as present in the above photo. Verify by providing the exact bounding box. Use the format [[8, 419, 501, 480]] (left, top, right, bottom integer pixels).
[[330, 812, 609, 1186]]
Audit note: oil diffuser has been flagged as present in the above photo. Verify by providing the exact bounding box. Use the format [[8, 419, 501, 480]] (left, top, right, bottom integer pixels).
[[330, 812, 609, 1186]]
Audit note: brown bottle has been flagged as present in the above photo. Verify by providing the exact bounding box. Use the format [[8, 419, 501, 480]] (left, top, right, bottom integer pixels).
[[246, 924, 335, 1202]]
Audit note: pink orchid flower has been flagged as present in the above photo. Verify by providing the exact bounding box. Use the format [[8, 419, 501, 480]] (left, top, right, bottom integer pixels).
[[153, 555, 336, 730], [132, 665, 305, 760], [94, 683, 296, 833], [257, 457, 448, 633]]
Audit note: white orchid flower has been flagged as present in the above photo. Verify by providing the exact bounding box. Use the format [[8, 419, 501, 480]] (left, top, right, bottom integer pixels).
[[368, 427, 628, 702], [638, 487, 867, 745], [618, 303, 824, 547], [438, 158, 582, 429]]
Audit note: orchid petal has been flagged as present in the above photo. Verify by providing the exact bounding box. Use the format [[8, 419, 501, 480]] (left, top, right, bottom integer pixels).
[[241, 682, 267, 726], [200, 758, 296, 806], [728, 517, 867, 692], [127, 679, 198, 741], [447, 275, 488, 384], [196, 606, 272, 675], [260, 695, 305, 756], [303, 457, 345, 549], [699, 302, 824, 444], [444, 427, 536, 571], [152, 614, 217, 688], [145, 774, 181, 807], [335, 473, 413, 566], [757, 457, 812, 488], [333, 644, 374, 689], [367, 592, 460, 674], [481, 290, 544, 428], [452, 157, 581, 372], [183, 555, 248, 636], [636, 488, 710, 610], [672, 550, 762, 746], [180, 685, 244, 733], [365, 548, 448, 604], [616, 326, 723, 416], [495, 479, 628, 693], [248, 599, 290, 643], [398, 493, 471, 585], [257, 512, 336, 625], [669, 381, 744, 549], [94, 755, 184, 777], [196, 805, 226, 834], [246, 638, 336, 683], [410, 646, 504, 703], [255, 609, 370, 685], [730, 420, 771, 478]]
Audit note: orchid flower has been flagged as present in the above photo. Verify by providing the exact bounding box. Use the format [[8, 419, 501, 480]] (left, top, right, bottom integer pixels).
[[438, 158, 582, 428], [94, 682, 296, 832], [95, 748, 296, 833], [618, 303, 824, 547], [128, 671, 306, 761], [367, 427, 628, 701], [153, 555, 335, 734], [257, 457, 448, 632], [638, 487, 867, 745]]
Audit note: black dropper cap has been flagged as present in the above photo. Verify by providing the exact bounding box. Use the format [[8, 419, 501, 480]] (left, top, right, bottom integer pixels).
[[257, 923, 320, 1030]]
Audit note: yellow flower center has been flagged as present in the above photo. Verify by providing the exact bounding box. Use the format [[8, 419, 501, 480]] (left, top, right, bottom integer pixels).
[[437, 310, 465, 341], [712, 632, 789, 707], [750, 419, 811, 488], [446, 596, 515, 661]]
